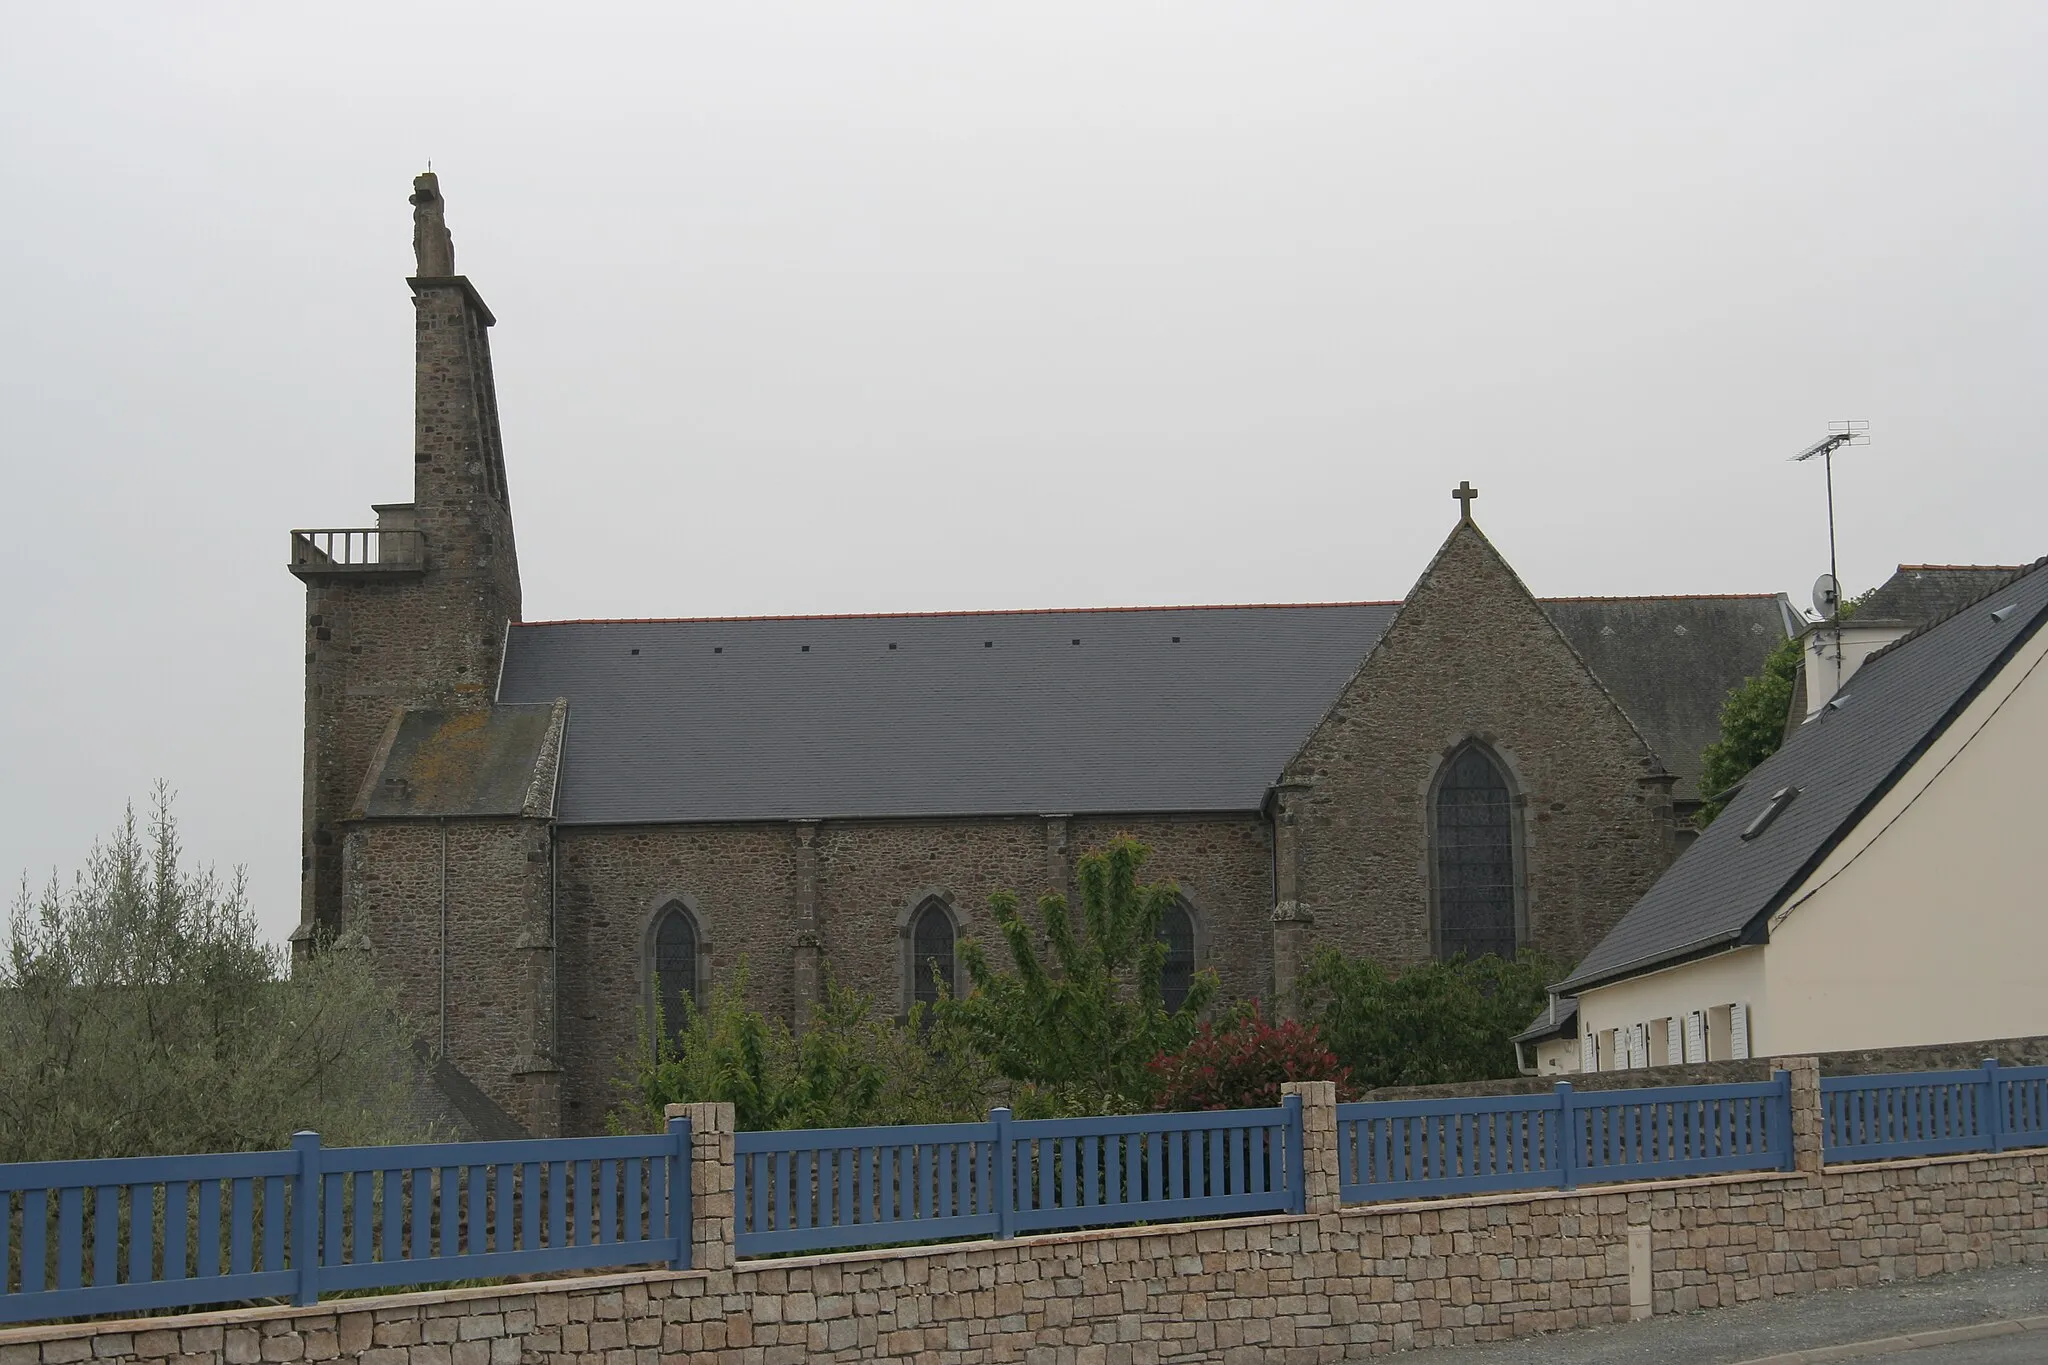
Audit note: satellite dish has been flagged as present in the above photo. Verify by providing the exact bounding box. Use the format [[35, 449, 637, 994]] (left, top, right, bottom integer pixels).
[[1812, 573, 1841, 620]]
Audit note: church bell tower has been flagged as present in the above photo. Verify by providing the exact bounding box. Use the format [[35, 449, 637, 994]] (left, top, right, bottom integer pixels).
[[288, 173, 524, 950]]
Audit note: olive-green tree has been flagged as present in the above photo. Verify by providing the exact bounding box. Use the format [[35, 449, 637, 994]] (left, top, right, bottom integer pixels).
[[942, 836, 1218, 1115], [0, 787, 426, 1163]]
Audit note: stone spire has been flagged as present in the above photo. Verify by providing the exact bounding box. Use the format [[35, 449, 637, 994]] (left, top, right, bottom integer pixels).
[[410, 171, 456, 276]]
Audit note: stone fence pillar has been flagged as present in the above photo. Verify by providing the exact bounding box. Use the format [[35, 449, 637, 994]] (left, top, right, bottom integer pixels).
[[1774, 1055, 1823, 1176], [1281, 1080, 1341, 1214], [668, 1102, 736, 1270]]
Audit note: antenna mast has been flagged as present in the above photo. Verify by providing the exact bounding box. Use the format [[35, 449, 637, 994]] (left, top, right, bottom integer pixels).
[[1790, 422, 1870, 709], [1790, 421, 1869, 619]]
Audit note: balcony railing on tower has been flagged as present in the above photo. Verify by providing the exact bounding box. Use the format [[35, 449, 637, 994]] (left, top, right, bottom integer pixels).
[[288, 528, 426, 580]]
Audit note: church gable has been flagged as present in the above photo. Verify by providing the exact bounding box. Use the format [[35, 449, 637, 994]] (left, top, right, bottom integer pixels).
[[1281, 513, 1675, 972]]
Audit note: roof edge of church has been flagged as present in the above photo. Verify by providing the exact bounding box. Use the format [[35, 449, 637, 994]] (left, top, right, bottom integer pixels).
[[516, 599, 1404, 627], [1540, 592, 1786, 604], [516, 591, 1790, 630]]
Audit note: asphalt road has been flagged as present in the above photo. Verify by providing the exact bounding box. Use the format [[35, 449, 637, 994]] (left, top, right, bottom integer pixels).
[[1383, 1261, 2048, 1364]]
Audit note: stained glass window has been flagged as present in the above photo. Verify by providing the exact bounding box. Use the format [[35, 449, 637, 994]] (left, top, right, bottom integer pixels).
[[1435, 746, 1518, 961], [911, 900, 956, 1008], [1159, 902, 1197, 1011]]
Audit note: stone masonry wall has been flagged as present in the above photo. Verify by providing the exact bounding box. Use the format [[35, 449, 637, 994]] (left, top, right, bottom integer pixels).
[[553, 824, 800, 1132], [343, 818, 550, 1129], [8, 1145, 2044, 1365], [550, 814, 1269, 1133], [1283, 520, 1678, 972]]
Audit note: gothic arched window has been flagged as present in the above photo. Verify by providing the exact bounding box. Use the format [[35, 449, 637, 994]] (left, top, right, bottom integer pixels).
[[1433, 745, 1519, 962], [1158, 901, 1197, 1011], [910, 900, 956, 1008], [651, 903, 700, 1040]]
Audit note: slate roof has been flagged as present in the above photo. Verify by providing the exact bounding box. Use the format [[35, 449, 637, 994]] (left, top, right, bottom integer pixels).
[[498, 603, 1400, 825], [1855, 564, 2026, 627], [1544, 596, 1795, 801], [359, 703, 562, 819], [1511, 995, 1579, 1045], [494, 590, 1791, 827], [1558, 557, 2048, 994]]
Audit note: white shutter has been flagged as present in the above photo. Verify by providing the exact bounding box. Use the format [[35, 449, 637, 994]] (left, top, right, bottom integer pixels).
[[1625, 1023, 1642, 1069], [1685, 1011, 1706, 1063], [1581, 1029, 1598, 1072], [1666, 1016, 1683, 1067], [1730, 1003, 1751, 1060]]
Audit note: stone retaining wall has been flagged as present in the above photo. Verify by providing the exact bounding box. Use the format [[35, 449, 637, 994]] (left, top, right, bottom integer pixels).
[[6, 1073, 2047, 1364]]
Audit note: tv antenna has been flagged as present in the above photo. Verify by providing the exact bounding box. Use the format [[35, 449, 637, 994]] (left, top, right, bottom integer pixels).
[[1790, 421, 1868, 620]]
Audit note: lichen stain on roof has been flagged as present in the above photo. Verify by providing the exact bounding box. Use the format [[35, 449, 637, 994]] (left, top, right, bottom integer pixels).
[[365, 704, 559, 818]]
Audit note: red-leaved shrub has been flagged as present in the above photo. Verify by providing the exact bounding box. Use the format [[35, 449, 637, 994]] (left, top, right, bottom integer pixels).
[[1148, 1003, 1354, 1111]]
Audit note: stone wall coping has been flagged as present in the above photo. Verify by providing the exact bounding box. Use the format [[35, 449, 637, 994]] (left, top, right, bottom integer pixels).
[[1821, 1143, 2048, 1177]]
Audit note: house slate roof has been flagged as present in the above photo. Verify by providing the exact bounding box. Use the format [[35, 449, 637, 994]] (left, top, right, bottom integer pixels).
[[1557, 556, 2048, 995], [494, 591, 1788, 827], [1511, 995, 1579, 1045], [1545, 595, 1796, 802], [1854, 564, 2026, 627]]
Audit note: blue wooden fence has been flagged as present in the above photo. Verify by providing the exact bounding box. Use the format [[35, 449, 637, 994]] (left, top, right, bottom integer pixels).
[[1336, 1075, 1792, 1203], [733, 1100, 1304, 1257], [1822, 1060, 2048, 1162], [0, 1120, 691, 1325]]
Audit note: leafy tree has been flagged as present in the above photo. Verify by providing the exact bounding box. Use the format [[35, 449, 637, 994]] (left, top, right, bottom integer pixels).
[[0, 786, 426, 1163], [1294, 948, 1558, 1092], [942, 836, 1218, 1115], [1148, 1003, 1353, 1111], [1697, 594, 1868, 826], [1695, 635, 1801, 826], [611, 967, 991, 1132]]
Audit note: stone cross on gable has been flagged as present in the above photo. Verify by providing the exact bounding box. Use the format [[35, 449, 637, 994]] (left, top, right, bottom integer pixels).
[[1453, 480, 1478, 520]]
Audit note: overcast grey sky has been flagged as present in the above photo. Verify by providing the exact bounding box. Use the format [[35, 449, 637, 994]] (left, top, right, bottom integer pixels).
[[2, 2, 2041, 944]]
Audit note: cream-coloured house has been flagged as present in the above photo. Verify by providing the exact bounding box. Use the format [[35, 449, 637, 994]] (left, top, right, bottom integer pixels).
[[1533, 556, 2048, 1074]]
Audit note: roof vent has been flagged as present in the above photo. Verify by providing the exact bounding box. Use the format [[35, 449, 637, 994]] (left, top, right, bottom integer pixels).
[[1825, 694, 1850, 712], [888, 643, 897, 650], [1990, 603, 2019, 623], [1740, 786, 1798, 841]]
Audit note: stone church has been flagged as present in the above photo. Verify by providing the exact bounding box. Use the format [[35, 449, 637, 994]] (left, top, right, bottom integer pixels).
[[291, 177, 1795, 1136]]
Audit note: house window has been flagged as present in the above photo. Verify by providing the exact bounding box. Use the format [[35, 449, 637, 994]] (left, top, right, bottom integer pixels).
[[910, 899, 957, 1008], [1434, 744, 1518, 961], [651, 903, 700, 1040], [1158, 901, 1197, 1011]]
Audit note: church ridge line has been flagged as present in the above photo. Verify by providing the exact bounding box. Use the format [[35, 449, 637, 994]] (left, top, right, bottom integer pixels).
[[516, 591, 1786, 629], [513, 598, 1404, 628]]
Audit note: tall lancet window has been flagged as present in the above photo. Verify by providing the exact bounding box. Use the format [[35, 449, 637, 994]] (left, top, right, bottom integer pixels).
[[910, 900, 957, 1008], [651, 904, 700, 1040], [1433, 745, 1520, 961], [1158, 901, 1197, 1012]]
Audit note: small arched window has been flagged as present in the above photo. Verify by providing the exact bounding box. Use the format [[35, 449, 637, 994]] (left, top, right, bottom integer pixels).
[[1158, 901, 1197, 1011], [1434, 745, 1519, 961], [910, 900, 956, 1008], [651, 904, 700, 1039]]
